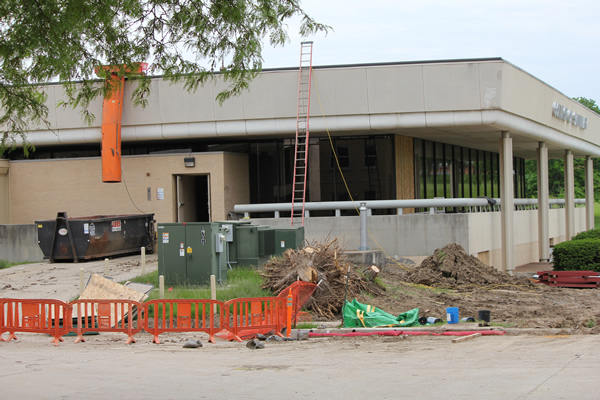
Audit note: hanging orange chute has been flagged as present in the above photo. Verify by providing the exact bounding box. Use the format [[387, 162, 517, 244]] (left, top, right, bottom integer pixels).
[[95, 63, 148, 182]]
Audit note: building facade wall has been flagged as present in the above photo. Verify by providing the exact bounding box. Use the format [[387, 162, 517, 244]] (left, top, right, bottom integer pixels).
[[0, 224, 44, 262], [0, 159, 9, 224], [250, 206, 587, 269], [469, 207, 586, 267], [20, 60, 600, 159], [500, 63, 598, 145], [222, 153, 251, 220], [395, 135, 414, 202], [8, 152, 249, 224]]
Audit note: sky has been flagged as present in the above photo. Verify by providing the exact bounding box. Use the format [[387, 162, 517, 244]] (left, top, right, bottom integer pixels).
[[259, 0, 600, 102]]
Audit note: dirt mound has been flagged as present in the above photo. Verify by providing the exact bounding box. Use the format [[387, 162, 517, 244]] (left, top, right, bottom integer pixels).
[[402, 243, 534, 290], [260, 239, 382, 320]]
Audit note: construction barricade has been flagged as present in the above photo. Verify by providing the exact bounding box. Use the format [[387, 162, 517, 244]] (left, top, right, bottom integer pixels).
[[143, 299, 225, 344], [226, 297, 286, 342], [71, 299, 143, 344], [277, 281, 318, 324], [0, 298, 72, 345]]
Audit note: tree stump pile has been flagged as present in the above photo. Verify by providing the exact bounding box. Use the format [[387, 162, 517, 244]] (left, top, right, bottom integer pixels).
[[261, 239, 382, 320]]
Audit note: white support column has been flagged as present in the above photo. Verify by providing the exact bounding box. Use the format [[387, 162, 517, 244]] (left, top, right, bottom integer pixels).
[[585, 155, 595, 231], [537, 142, 550, 262], [499, 132, 515, 273], [564, 150, 575, 240]]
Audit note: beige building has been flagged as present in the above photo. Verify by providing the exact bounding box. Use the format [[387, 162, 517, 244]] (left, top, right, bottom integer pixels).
[[1, 58, 599, 270]]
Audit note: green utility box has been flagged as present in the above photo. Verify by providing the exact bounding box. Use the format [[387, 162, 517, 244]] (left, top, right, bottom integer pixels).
[[258, 227, 275, 257], [157, 222, 227, 286], [236, 225, 270, 266], [262, 226, 305, 257], [216, 220, 252, 266]]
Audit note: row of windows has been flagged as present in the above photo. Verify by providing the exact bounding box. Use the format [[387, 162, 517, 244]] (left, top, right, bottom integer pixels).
[[11, 136, 527, 208], [414, 138, 526, 201]]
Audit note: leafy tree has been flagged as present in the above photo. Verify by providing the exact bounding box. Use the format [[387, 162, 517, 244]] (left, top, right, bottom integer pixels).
[[573, 97, 600, 114], [0, 0, 330, 156], [524, 97, 600, 201]]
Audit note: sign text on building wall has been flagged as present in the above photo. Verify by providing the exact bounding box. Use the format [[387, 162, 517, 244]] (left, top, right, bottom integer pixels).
[[552, 102, 588, 129]]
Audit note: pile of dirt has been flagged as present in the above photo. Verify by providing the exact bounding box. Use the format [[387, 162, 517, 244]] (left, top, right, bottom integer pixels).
[[259, 241, 600, 333], [260, 239, 382, 320], [402, 243, 535, 290]]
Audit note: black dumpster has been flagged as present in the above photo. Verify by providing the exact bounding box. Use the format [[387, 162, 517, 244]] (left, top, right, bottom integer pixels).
[[36, 212, 156, 262]]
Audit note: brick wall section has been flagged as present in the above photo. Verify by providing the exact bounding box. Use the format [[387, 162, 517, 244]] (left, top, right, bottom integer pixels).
[[222, 153, 250, 220], [9, 152, 249, 224], [0, 159, 9, 224]]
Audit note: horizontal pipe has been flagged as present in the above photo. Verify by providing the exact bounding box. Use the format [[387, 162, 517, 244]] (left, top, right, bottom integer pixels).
[[233, 198, 585, 214]]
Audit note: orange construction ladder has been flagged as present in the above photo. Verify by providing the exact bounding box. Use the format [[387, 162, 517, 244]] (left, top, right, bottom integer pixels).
[[291, 42, 314, 227]]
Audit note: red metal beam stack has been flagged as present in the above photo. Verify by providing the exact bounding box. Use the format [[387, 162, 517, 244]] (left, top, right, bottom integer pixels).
[[537, 271, 600, 288]]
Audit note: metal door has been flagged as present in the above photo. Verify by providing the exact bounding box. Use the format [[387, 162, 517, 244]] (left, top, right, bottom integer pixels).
[[157, 223, 187, 284]]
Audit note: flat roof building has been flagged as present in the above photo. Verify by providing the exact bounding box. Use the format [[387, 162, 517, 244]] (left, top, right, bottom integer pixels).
[[1, 57, 598, 270]]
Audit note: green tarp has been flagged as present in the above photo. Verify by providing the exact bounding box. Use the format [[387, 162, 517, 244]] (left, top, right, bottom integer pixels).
[[342, 299, 421, 328]]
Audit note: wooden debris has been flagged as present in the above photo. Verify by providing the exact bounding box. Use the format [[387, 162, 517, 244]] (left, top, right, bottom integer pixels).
[[80, 274, 148, 302], [363, 265, 380, 281], [261, 238, 382, 320], [451, 333, 482, 343], [77, 274, 148, 325]]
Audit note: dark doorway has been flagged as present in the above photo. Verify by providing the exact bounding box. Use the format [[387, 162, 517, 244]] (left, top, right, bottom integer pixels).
[[175, 175, 210, 222]]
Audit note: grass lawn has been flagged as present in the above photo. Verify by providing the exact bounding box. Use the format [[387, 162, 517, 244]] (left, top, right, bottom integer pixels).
[[127, 267, 274, 301], [0, 260, 31, 270], [595, 203, 600, 228]]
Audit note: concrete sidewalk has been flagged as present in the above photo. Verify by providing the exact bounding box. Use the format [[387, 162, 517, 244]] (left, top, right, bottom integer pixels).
[[0, 332, 597, 399]]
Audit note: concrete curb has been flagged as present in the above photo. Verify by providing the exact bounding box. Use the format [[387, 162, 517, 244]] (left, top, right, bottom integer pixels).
[[291, 323, 584, 338]]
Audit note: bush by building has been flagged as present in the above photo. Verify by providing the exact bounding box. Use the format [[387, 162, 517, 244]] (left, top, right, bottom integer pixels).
[[571, 229, 600, 241], [552, 239, 600, 272]]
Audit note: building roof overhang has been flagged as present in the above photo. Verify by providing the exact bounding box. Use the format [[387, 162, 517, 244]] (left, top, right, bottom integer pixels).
[[11, 58, 600, 159]]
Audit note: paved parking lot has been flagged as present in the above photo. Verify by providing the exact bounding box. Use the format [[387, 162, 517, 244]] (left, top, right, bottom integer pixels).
[[1, 331, 598, 399], [1, 255, 599, 399]]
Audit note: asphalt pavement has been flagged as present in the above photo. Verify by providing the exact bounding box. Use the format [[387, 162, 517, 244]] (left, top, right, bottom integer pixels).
[[1, 255, 599, 399]]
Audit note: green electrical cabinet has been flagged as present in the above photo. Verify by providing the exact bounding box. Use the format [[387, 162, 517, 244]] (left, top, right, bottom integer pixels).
[[157, 222, 227, 286], [236, 225, 270, 266], [236, 225, 260, 267], [258, 227, 275, 257], [216, 220, 252, 266], [263, 226, 305, 257]]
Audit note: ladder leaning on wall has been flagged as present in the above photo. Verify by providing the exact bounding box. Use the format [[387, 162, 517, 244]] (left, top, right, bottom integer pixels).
[[291, 41, 314, 227]]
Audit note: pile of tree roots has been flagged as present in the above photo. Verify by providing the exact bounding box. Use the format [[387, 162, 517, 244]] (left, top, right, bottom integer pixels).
[[261, 239, 382, 320]]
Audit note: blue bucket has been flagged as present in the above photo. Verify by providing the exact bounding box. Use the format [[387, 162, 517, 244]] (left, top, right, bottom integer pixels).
[[446, 307, 459, 324]]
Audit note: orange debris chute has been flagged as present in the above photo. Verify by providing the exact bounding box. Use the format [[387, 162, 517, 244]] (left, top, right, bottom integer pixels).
[[95, 63, 148, 182]]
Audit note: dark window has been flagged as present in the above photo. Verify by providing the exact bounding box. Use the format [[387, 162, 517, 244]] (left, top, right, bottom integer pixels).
[[331, 146, 350, 169]]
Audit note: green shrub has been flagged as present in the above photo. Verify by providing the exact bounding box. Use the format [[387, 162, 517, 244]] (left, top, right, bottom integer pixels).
[[572, 229, 600, 241], [552, 239, 600, 271]]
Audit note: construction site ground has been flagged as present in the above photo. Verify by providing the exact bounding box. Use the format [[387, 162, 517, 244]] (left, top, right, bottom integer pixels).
[[1, 253, 600, 399], [362, 255, 600, 334]]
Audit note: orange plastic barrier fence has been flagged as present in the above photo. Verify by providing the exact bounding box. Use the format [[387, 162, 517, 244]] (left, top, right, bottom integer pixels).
[[277, 281, 317, 325], [226, 297, 286, 342], [0, 298, 72, 346], [71, 299, 143, 344], [0, 295, 290, 345], [143, 299, 225, 344]]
